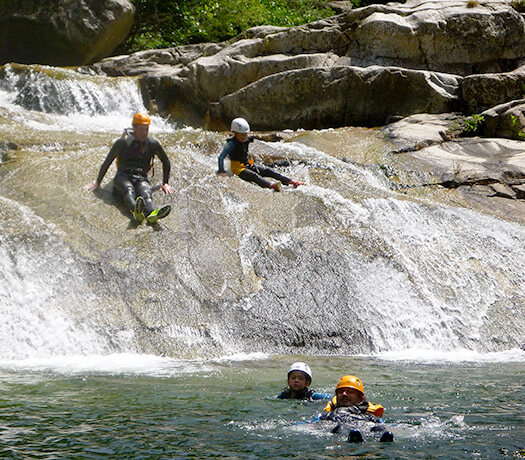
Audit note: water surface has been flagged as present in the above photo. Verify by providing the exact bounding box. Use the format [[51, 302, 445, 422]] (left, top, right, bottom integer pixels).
[[0, 354, 523, 459]]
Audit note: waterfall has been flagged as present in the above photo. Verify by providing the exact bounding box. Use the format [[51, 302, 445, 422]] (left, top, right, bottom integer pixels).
[[0, 63, 171, 133], [0, 64, 523, 362], [0, 64, 143, 115], [0, 197, 116, 360]]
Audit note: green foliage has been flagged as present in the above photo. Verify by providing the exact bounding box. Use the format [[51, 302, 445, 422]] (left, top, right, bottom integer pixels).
[[461, 114, 485, 135], [121, 0, 406, 53], [510, 114, 525, 140], [511, 0, 525, 13], [121, 0, 337, 53]]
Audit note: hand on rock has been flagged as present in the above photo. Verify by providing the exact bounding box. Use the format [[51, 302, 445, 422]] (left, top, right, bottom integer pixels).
[[161, 183, 175, 195], [85, 182, 99, 192]]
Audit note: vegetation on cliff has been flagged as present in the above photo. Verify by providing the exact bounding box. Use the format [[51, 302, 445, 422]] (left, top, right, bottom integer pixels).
[[119, 0, 391, 53]]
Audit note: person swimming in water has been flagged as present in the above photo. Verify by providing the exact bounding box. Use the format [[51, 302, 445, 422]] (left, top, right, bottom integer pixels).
[[276, 362, 331, 401], [320, 375, 393, 443]]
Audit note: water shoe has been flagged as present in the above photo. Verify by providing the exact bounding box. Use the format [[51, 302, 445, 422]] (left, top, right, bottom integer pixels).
[[132, 196, 145, 222], [290, 180, 305, 188], [348, 430, 364, 443], [379, 431, 394, 442], [270, 181, 282, 192], [146, 205, 171, 224]]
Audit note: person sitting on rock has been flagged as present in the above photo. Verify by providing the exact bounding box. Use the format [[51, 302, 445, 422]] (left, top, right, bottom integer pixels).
[[217, 117, 305, 191], [86, 112, 174, 224], [320, 375, 393, 442], [276, 362, 331, 401]]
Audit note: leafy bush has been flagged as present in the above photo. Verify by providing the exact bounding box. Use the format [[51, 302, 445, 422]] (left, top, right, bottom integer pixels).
[[511, 0, 525, 13], [510, 114, 525, 140], [121, 0, 336, 53], [120, 0, 405, 53], [461, 114, 485, 135]]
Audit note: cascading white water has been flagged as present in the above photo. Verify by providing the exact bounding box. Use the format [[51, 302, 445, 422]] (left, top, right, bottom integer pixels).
[[356, 197, 524, 352], [0, 197, 115, 359], [0, 63, 523, 362], [0, 63, 171, 132]]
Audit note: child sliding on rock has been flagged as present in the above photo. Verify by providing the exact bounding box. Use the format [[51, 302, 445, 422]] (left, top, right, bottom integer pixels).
[[217, 117, 305, 192]]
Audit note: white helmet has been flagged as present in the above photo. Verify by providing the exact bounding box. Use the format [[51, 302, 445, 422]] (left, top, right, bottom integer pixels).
[[288, 362, 312, 383], [231, 117, 250, 133]]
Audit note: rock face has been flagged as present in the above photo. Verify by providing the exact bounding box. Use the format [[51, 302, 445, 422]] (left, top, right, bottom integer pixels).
[[383, 113, 525, 220], [481, 99, 525, 140], [462, 70, 525, 113], [89, 0, 525, 131], [209, 65, 461, 129], [0, 0, 135, 66]]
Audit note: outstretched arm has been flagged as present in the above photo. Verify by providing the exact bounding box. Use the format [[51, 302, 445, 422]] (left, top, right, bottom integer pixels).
[[85, 141, 120, 191], [217, 141, 234, 174], [155, 142, 174, 195]]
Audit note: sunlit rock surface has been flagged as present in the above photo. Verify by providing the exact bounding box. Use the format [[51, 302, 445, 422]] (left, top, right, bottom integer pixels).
[[0, 0, 135, 66], [0, 66, 523, 358], [89, 0, 525, 131]]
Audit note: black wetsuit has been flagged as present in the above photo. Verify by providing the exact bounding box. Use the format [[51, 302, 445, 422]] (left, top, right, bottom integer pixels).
[[276, 388, 330, 401], [320, 401, 393, 441], [320, 403, 382, 423], [218, 136, 292, 188], [96, 131, 170, 215]]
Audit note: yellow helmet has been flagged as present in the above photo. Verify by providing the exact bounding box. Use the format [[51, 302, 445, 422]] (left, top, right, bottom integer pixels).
[[335, 375, 364, 394], [132, 112, 151, 125]]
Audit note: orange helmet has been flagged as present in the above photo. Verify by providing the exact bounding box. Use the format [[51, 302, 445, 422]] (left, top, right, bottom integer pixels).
[[132, 113, 151, 125], [335, 375, 364, 394]]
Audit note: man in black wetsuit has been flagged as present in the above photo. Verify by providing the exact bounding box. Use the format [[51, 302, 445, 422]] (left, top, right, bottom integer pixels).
[[320, 375, 393, 443], [86, 113, 174, 223]]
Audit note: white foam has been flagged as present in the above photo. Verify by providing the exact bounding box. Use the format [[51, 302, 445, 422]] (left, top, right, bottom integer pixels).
[[0, 351, 270, 376], [0, 64, 174, 133], [210, 352, 270, 363], [0, 353, 213, 377], [375, 347, 525, 363]]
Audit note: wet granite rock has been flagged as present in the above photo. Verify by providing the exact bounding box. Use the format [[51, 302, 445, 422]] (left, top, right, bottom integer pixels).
[[0, 0, 135, 66]]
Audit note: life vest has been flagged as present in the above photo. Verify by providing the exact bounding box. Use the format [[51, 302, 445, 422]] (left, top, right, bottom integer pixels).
[[323, 396, 384, 418], [227, 136, 254, 175]]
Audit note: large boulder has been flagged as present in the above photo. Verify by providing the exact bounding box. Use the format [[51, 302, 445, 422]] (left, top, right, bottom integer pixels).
[[88, 0, 525, 130], [462, 70, 525, 114], [340, 0, 525, 75], [0, 0, 135, 66], [209, 65, 461, 130], [383, 114, 525, 223], [481, 99, 525, 140]]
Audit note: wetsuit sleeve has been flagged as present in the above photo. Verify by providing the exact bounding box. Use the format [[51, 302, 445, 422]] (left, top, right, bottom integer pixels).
[[218, 141, 234, 172], [95, 139, 121, 184], [311, 392, 333, 400], [153, 140, 171, 184], [276, 388, 291, 399]]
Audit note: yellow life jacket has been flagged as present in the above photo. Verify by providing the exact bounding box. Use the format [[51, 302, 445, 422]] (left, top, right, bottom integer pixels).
[[229, 158, 254, 176], [323, 396, 384, 418]]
